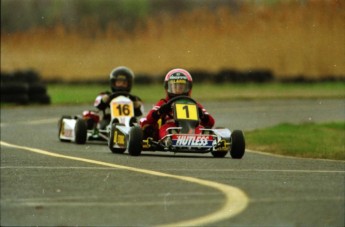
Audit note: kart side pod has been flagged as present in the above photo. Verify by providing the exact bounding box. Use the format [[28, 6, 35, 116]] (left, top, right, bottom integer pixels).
[[58, 117, 88, 144], [58, 118, 77, 142]]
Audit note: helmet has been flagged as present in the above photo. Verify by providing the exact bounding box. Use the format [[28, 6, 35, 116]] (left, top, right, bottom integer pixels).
[[164, 68, 193, 98], [109, 66, 134, 92]]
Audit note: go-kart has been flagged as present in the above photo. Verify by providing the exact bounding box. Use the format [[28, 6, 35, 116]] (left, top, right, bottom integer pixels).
[[58, 92, 138, 146], [109, 96, 245, 158]]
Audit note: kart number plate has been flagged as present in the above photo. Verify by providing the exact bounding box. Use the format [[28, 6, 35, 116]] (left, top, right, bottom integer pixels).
[[112, 103, 134, 117], [175, 104, 198, 121]]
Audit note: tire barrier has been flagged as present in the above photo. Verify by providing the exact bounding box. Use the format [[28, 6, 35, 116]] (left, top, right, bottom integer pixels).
[[1, 70, 51, 105], [135, 74, 156, 84], [214, 69, 274, 83], [2, 69, 343, 90], [279, 75, 345, 83], [134, 69, 275, 84], [189, 70, 213, 83]]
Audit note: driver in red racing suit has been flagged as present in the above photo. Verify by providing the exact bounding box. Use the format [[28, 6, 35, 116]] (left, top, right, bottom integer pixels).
[[140, 68, 215, 140]]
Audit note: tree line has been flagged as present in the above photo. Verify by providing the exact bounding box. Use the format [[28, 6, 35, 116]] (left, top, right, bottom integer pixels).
[[1, 0, 273, 33]]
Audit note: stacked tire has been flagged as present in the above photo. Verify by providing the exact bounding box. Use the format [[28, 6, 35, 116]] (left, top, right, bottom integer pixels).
[[1, 70, 51, 105]]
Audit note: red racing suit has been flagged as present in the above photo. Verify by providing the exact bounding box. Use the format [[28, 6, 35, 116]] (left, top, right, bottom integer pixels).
[[140, 96, 215, 139]]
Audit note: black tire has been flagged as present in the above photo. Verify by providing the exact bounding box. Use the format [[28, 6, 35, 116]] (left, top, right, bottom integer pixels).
[[75, 118, 87, 144], [58, 116, 72, 142], [24, 69, 41, 84], [13, 70, 40, 83], [230, 130, 245, 159], [108, 124, 126, 154], [211, 151, 227, 158], [28, 83, 47, 94], [127, 126, 143, 156], [1, 83, 28, 95], [29, 94, 51, 104], [1, 93, 29, 104]]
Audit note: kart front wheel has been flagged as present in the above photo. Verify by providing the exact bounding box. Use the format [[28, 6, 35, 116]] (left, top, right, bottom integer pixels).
[[75, 118, 87, 144], [230, 130, 245, 159], [128, 126, 143, 156]]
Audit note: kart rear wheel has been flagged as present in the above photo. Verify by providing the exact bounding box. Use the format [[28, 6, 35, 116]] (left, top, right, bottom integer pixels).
[[58, 115, 72, 142], [128, 126, 143, 156], [75, 118, 87, 144], [230, 130, 245, 159], [108, 124, 126, 154]]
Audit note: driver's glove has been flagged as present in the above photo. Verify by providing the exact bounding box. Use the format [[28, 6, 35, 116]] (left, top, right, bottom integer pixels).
[[152, 103, 170, 120], [198, 107, 205, 119], [101, 94, 110, 103], [94, 94, 110, 110], [158, 103, 172, 115], [198, 107, 210, 123]]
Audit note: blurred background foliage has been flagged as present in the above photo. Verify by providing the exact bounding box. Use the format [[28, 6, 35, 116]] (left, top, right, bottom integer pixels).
[[1, 0, 344, 81], [1, 0, 243, 33]]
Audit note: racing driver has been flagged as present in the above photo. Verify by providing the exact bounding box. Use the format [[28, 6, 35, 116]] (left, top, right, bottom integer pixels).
[[140, 68, 215, 140], [90, 66, 143, 129]]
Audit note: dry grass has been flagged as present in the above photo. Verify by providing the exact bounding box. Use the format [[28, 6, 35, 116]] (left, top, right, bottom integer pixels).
[[1, 1, 344, 81]]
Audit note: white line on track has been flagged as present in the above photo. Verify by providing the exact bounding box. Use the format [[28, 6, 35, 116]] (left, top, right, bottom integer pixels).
[[161, 169, 345, 173], [25, 118, 59, 125], [0, 118, 58, 127], [3, 199, 225, 208], [0, 140, 249, 227], [1, 166, 343, 174]]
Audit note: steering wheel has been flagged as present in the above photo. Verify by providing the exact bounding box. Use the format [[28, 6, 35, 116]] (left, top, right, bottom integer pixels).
[[165, 95, 197, 106], [108, 92, 135, 100]]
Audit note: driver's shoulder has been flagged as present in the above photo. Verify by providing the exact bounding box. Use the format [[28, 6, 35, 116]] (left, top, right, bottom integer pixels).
[[196, 102, 204, 108], [155, 98, 168, 106], [129, 94, 142, 101], [100, 91, 111, 95]]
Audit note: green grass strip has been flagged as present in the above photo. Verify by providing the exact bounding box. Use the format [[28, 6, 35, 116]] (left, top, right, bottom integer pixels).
[[245, 122, 345, 160], [47, 82, 345, 104]]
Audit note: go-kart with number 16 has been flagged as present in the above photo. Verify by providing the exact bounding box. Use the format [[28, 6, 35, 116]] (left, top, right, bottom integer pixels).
[[58, 92, 139, 147]]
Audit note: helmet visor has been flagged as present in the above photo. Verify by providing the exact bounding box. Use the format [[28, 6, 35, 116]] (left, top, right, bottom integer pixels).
[[113, 79, 128, 88], [167, 79, 191, 95], [111, 74, 129, 91]]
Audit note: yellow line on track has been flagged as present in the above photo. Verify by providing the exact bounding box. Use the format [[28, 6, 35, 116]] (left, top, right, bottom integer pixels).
[[1, 140, 249, 227]]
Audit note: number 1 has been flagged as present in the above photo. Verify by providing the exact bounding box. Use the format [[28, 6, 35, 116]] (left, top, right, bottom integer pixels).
[[182, 105, 189, 118]]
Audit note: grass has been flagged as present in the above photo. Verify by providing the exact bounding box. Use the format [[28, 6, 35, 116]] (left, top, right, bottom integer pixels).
[[245, 122, 345, 160], [47, 82, 345, 104], [47, 84, 108, 105]]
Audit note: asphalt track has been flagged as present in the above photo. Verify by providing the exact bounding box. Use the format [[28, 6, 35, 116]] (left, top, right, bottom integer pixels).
[[1, 99, 344, 226]]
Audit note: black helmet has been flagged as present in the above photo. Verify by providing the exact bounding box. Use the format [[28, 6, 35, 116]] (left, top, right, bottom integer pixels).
[[109, 66, 134, 92]]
